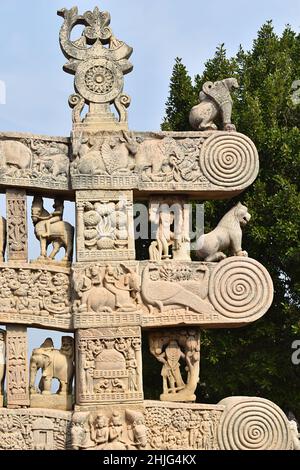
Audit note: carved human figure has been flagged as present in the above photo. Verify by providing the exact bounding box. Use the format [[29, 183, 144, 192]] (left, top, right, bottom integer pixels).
[[149, 200, 190, 261], [0, 329, 5, 400], [150, 329, 200, 402], [189, 78, 239, 131], [30, 336, 74, 395], [0, 216, 6, 262], [196, 202, 251, 262], [90, 414, 109, 448], [31, 196, 74, 263], [157, 340, 185, 395]]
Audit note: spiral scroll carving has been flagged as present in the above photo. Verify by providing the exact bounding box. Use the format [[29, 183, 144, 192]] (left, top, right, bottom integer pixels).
[[200, 132, 259, 188], [218, 397, 291, 450], [209, 257, 273, 322]]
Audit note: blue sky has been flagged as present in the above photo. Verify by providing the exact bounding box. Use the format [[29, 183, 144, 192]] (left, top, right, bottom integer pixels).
[[0, 0, 299, 365]]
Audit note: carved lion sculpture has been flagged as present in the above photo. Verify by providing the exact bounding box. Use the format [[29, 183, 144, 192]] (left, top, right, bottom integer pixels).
[[196, 202, 251, 262], [189, 78, 239, 131], [30, 336, 74, 395]]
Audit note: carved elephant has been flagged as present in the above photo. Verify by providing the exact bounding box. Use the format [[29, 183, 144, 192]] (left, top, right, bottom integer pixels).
[[0, 216, 6, 261], [30, 337, 74, 395], [0, 140, 32, 170], [134, 138, 175, 174]]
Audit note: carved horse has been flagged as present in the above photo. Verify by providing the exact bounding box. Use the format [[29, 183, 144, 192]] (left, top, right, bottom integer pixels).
[[0, 216, 6, 261], [31, 197, 74, 262]]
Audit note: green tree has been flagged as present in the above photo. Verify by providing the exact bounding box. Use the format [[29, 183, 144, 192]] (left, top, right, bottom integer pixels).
[[161, 57, 196, 131], [160, 22, 300, 417]]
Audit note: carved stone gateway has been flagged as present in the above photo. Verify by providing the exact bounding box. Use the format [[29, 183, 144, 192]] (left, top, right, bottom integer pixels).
[[0, 4, 297, 452]]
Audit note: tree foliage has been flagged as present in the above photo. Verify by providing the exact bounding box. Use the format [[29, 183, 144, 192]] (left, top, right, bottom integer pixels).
[[160, 22, 300, 417]]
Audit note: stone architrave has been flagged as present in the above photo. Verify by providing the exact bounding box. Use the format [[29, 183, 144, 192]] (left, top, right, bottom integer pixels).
[[6, 189, 28, 261], [5, 325, 29, 408], [76, 327, 143, 406], [76, 190, 135, 262]]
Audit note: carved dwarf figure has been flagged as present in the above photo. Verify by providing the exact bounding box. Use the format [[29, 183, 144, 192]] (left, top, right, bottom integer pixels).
[[189, 78, 238, 131], [196, 202, 251, 262]]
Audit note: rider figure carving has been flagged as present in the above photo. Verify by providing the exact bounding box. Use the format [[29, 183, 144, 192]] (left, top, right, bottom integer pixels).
[[41, 199, 64, 238]]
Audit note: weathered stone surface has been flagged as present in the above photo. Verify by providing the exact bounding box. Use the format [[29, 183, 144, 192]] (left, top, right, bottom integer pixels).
[[6, 189, 27, 261], [0, 133, 70, 192], [76, 190, 135, 262], [71, 406, 146, 450], [71, 130, 259, 196], [73, 261, 142, 329], [0, 408, 72, 450], [149, 329, 200, 402], [5, 325, 29, 408], [217, 397, 293, 450], [0, 263, 72, 330], [0, 397, 293, 450], [141, 257, 273, 327], [76, 327, 143, 406]]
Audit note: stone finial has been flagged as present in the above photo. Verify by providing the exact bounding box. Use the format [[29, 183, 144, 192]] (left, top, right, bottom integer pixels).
[[58, 6, 133, 131], [189, 78, 238, 131]]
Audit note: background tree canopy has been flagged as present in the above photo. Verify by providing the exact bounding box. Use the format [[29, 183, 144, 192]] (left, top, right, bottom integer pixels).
[[152, 21, 300, 418]]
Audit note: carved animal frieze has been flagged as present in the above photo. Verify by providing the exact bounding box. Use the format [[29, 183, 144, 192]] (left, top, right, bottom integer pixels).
[[0, 133, 70, 191], [140, 258, 273, 327], [70, 130, 259, 196]]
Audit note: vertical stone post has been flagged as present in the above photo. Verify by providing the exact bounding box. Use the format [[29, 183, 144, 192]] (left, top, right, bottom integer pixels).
[[6, 189, 28, 261], [5, 325, 29, 408]]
